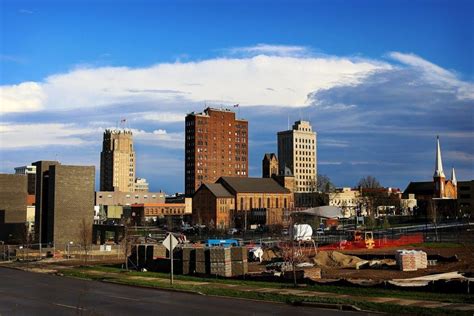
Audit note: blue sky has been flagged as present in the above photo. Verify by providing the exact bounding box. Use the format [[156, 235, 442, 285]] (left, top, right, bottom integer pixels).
[[1, 0, 473, 193]]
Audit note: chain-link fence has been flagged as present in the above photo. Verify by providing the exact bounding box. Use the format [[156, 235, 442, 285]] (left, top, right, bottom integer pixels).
[[0, 243, 125, 262]]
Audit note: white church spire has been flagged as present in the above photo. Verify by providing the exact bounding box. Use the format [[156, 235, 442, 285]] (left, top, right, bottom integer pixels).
[[451, 167, 457, 186], [434, 136, 445, 178]]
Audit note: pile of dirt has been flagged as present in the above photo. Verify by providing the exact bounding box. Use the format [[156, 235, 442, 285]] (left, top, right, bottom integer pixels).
[[313, 251, 368, 269]]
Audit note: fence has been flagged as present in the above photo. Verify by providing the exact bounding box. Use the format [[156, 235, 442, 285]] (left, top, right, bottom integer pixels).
[[0, 243, 124, 262]]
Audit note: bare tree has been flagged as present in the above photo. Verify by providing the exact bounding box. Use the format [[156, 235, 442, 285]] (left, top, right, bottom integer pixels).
[[357, 176, 381, 189], [120, 221, 137, 271], [316, 174, 336, 193], [79, 218, 92, 264], [428, 199, 439, 241]]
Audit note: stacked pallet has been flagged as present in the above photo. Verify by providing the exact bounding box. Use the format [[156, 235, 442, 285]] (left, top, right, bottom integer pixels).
[[195, 248, 210, 274], [396, 250, 427, 271], [210, 247, 232, 277], [230, 247, 248, 276], [182, 247, 196, 275], [415, 251, 428, 269]]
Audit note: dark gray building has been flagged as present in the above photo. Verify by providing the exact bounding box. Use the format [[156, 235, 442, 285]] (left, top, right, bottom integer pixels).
[[33, 161, 60, 244], [0, 174, 28, 242], [458, 180, 474, 215], [34, 161, 95, 247]]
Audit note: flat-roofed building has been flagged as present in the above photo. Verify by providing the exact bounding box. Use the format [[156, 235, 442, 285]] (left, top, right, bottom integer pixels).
[[34, 161, 95, 247], [100, 129, 135, 192], [278, 120, 317, 193], [185, 107, 248, 196]]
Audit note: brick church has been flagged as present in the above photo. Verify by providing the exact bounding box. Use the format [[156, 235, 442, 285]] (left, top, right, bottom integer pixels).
[[404, 136, 457, 201]]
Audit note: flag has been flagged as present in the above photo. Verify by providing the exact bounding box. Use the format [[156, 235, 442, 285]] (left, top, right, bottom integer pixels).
[[233, 104, 239, 108]]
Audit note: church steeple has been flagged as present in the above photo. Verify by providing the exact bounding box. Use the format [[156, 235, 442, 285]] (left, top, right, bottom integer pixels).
[[451, 167, 457, 186], [434, 136, 445, 178]]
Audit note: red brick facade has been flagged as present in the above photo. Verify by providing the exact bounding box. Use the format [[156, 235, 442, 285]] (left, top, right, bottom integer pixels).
[[185, 108, 248, 196]]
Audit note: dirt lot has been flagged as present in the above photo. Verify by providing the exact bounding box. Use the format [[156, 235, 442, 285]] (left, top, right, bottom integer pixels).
[[250, 243, 474, 281]]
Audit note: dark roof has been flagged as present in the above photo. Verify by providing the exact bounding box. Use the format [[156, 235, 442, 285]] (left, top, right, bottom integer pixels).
[[218, 177, 290, 194], [263, 153, 277, 161], [202, 183, 233, 198], [403, 181, 433, 196]]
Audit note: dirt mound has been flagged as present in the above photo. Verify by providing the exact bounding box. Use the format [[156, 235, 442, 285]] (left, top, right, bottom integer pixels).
[[313, 251, 368, 269]]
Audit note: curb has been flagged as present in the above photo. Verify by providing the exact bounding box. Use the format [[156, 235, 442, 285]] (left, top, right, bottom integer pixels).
[[101, 279, 206, 296]]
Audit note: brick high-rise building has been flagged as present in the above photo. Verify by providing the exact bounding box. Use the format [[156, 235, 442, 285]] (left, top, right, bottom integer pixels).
[[185, 108, 248, 196], [100, 129, 135, 192], [277, 120, 317, 193]]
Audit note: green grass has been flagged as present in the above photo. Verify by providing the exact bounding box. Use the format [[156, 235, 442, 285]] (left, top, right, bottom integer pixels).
[[84, 265, 473, 303], [62, 268, 470, 315], [62, 266, 473, 306]]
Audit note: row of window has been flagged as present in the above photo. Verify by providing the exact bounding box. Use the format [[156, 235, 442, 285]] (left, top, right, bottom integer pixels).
[[98, 194, 161, 199]]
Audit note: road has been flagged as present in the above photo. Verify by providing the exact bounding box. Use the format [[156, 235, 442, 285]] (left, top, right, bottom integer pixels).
[[0, 267, 372, 316]]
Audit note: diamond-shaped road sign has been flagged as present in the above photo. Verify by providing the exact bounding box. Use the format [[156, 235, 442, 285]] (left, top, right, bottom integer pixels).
[[163, 233, 178, 252]]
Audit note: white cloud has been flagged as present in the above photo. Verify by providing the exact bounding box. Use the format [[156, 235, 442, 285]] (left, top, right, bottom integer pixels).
[[141, 112, 185, 122], [389, 52, 474, 100], [0, 51, 390, 114], [226, 44, 311, 57], [100, 127, 184, 149], [0, 82, 46, 113], [444, 150, 474, 163], [0, 123, 93, 149]]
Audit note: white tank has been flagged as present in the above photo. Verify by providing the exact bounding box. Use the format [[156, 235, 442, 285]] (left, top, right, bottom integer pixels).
[[293, 224, 313, 241]]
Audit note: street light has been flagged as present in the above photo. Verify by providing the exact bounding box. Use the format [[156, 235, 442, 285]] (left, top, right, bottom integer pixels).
[[67, 241, 73, 259]]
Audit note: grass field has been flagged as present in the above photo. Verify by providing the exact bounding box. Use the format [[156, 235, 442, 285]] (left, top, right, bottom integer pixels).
[[60, 265, 472, 315]]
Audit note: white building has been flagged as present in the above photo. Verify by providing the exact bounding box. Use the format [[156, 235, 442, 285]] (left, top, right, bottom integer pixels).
[[278, 120, 317, 193], [134, 178, 149, 192], [14, 165, 36, 175], [327, 188, 361, 218]]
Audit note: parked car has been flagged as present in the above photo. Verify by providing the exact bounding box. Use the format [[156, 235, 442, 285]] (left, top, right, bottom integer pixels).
[[228, 228, 240, 235]]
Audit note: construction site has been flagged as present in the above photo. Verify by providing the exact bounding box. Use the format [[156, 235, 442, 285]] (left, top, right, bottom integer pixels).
[[4, 218, 473, 297]]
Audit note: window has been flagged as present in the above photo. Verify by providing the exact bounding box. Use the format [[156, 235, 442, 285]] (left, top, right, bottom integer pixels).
[[267, 198, 270, 208]]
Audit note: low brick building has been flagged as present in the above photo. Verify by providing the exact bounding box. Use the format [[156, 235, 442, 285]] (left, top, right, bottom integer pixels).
[[131, 203, 189, 225], [192, 177, 294, 229]]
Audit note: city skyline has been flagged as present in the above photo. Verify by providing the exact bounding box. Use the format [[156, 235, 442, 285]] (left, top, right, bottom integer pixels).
[[1, 0, 473, 194]]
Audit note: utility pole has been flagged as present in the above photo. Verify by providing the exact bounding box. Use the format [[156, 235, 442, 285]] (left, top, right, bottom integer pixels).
[[289, 213, 297, 287], [170, 235, 174, 285]]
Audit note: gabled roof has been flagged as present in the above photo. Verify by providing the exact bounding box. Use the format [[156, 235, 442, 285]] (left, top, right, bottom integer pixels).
[[202, 183, 233, 198], [403, 181, 433, 197], [263, 153, 277, 161], [218, 177, 290, 194]]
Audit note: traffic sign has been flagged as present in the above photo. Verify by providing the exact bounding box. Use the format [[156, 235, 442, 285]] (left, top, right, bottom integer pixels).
[[163, 233, 178, 252]]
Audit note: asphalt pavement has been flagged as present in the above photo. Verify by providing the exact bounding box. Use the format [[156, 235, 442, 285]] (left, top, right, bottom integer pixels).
[[0, 267, 372, 316]]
